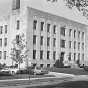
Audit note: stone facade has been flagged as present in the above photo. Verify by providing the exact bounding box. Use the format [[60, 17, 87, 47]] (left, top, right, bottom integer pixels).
[[0, 0, 88, 68]]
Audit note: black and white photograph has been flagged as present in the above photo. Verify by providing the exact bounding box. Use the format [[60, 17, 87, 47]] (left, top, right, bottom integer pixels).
[[0, 0, 88, 88]]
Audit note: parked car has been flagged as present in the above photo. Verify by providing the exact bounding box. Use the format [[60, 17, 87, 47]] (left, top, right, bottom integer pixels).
[[34, 67, 48, 75], [16, 67, 34, 75], [0, 67, 19, 75]]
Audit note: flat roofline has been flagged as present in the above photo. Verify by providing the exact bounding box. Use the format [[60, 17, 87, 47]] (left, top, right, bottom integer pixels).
[[27, 7, 88, 28]]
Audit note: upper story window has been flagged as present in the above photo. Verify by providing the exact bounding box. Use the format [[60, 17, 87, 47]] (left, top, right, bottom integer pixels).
[[47, 51, 50, 60], [68, 52, 71, 61], [0, 26, 3, 34], [16, 35, 20, 44], [5, 25, 7, 33], [60, 39, 65, 48], [69, 29, 72, 37], [41, 22, 44, 31], [78, 42, 80, 50], [47, 37, 50, 46], [47, 23, 50, 33], [0, 51, 2, 59], [74, 30, 76, 38], [53, 51, 56, 60], [78, 31, 80, 39], [82, 43, 84, 50], [40, 36, 43, 45], [40, 50, 43, 59], [33, 35, 36, 45], [82, 32, 84, 40], [4, 38, 7, 46], [33, 20, 37, 30], [17, 20, 20, 30], [4, 51, 6, 60], [60, 26, 65, 36], [53, 25, 56, 34], [69, 41, 71, 48], [33, 50, 36, 59], [74, 41, 76, 49], [53, 38, 56, 47], [0, 39, 2, 47], [74, 53, 76, 61]]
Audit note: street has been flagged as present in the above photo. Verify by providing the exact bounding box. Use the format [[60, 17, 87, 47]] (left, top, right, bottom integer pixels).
[[0, 72, 88, 88]]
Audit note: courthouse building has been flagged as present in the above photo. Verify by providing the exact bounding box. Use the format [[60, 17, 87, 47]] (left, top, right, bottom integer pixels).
[[0, 0, 88, 68]]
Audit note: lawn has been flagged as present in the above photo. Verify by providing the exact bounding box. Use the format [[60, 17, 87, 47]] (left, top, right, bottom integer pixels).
[[46, 67, 88, 75], [0, 74, 54, 80]]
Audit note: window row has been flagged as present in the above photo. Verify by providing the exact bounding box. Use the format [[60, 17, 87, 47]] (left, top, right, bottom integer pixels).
[[68, 53, 84, 61], [61, 26, 84, 40], [0, 38, 7, 47], [33, 35, 56, 47], [0, 25, 7, 34], [33, 63, 51, 68], [33, 50, 56, 60], [61, 39, 84, 50], [33, 20, 56, 34], [0, 51, 7, 60]]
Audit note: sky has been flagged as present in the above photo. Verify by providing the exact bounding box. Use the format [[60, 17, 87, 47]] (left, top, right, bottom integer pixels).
[[0, 0, 88, 25]]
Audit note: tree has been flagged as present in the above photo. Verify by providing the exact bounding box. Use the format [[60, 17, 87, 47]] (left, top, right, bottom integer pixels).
[[47, 0, 88, 19], [10, 33, 29, 69], [64, 0, 88, 19]]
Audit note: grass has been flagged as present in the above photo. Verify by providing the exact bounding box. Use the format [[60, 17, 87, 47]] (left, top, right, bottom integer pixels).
[[0, 74, 54, 80], [46, 67, 88, 75]]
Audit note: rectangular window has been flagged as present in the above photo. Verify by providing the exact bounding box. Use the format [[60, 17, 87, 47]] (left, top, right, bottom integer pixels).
[[5, 25, 7, 33], [53, 25, 56, 34], [69, 41, 71, 48], [47, 23, 50, 32], [53, 38, 56, 47], [33, 50, 36, 59], [41, 22, 44, 31], [69, 29, 72, 37], [60, 39, 65, 48], [74, 41, 76, 49], [40, 50, 43, 59], [47, 64, 50, 68], [78, 42, 80, 50], [17, 20, 20, 30], [4, 38, 7, 46], [53, 51, 56, 60], [78, 31, 80, 39], [47, 51, 50, 60], [4, 51, 6, 60], [47, 37, 50, 46], [82, 43, 84, 50], [74, 30, 76, 38], [78, 53, 80, 60], [74, 53, 76, 61], [40, 64, 43, 68], [16, 35, 20, 44], [82, 32, 84, 40], [82, 54, 84, 61], [0, 39, 2, 47], [33, 35, 36, 45], [68, 53, 71, 61], [33, 20, 37, 30], [0, 51, 2, 59], [60, 26, 65, 36], [0, 26, 3, 34], [40, 36, 43, 45]]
